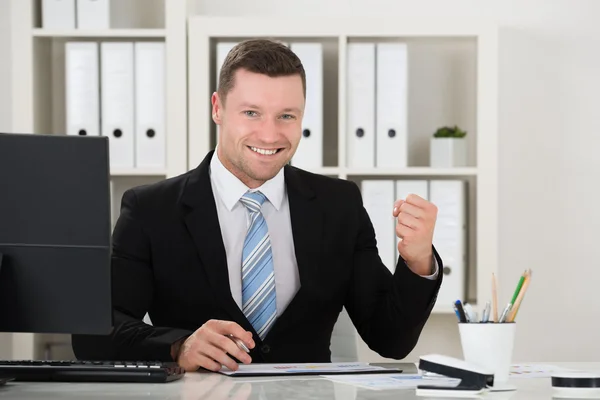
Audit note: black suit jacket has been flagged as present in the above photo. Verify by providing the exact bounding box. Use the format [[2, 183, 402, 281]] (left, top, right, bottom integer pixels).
[[72, 150, 442, 363]]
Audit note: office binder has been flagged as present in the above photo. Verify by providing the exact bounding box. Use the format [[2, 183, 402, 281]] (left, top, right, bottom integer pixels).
[[216, 42, 238, 89], [429, 180, 466, 305], [290, 43, 323, 169], [395, 180, 429, 263], [76, 0, 110, 29], [376, 43, 408, 168], [65, 42, 100, 137], [134, 42, 166, 169], [42, 0, 75, 29], [361, 180, 396, 273], [215, 42, 237, 141], [101, 42, 135, 169], [347, 43, 375, 168]]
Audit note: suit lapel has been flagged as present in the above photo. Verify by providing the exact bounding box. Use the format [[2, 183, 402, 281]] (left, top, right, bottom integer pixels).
[[180, 151, 253, 332], [266, 166, 324, 335]]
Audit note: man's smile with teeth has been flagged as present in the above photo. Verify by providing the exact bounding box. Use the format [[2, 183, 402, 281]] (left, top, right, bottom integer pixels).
[[250, 146, 279, 155]]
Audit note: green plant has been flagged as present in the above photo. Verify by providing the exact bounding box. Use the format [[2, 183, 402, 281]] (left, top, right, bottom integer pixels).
[[433, 125, 467, 138]]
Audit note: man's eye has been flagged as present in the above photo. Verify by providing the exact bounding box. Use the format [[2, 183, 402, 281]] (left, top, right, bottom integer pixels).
[[244, 111, 257, 117], [281, 114, 295, 120]]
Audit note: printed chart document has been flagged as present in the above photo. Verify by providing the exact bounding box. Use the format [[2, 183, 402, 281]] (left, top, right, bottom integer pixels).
[[320, 374, 460, 391], [218, 362, 402, 377], [510, 364, 575, 378]]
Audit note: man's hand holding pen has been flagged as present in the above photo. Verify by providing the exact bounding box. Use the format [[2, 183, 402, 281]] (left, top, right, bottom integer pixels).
[[174, 320, 254, 372]]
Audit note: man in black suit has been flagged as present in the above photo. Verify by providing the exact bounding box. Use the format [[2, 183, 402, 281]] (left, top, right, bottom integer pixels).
[[72, 39, 443, 372]]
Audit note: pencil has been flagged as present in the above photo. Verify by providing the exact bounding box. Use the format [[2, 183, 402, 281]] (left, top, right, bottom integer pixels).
[[507, 269, 532, 322], [510, 271, 526, 305], [492, 273, 498, 322]]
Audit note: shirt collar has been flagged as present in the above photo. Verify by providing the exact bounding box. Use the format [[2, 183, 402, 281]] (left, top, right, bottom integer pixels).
[[209, 148, 285, 211]]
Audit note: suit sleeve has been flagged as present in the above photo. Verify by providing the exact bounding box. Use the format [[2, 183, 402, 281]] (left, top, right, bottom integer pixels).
[[71, 189, 193, 362], [343, 182, 443, 360]]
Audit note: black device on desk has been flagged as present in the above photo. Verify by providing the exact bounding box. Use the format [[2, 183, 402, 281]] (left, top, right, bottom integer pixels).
[[0, 133, 184, 383]]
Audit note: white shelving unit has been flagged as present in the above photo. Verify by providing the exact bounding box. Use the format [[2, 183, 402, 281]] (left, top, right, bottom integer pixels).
[[6, 4, 498, 362], [7, 0, 192, 360], [188, 16, 498, 359]]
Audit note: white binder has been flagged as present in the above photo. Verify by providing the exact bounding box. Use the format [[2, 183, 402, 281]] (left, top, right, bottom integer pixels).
[[361, 180, 396, 273], [42, 0, 75, 29], [347, 43, 375, 168], [376, 43, 408, 168], [65, 42, 99, 137], [101, 42, 135, 169], [216, 42, 238, 89], [134, 42, 166, 169], [215, 42, 237, 141], [290, 43, 323, 169], [395, 180, 429, 263], [76, 0, 110, 29], [429, 180, 466, 306]]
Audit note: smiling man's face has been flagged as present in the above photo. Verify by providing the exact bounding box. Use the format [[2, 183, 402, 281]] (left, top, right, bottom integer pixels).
[[211, 68, 305, 189]]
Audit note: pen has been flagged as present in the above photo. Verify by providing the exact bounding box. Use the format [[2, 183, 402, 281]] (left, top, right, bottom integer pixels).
[[510, 271, 526, 305], [507, 269, 532, 322], [492, 273, 498, 322], [464, 303, 476, 323], [453, 305, 461, 322], [499, 303, 512, 323], [481, 301, 491, 323], [227, 334, 250, 353], [454, 300, 468, 323]]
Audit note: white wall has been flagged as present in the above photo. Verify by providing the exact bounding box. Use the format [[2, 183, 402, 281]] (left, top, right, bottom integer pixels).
[[192, 0, 600, 362], [0, 0, 12, 132]]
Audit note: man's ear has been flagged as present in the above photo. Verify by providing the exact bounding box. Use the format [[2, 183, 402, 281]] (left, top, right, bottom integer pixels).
[[211, 92, 223, 124]]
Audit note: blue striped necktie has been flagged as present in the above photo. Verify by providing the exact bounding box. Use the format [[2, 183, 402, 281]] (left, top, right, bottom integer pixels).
[[240, 191, 277, 340]]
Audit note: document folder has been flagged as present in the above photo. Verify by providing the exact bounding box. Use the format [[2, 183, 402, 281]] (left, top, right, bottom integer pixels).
[[347, 43, 375, 168], [134, 42, 166, 169], [101, 42, 135, 169], [290, 43, 323, 169], [65, 42, 100, 137]]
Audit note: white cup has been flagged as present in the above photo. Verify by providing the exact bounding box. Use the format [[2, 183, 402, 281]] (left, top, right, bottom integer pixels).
[[458, 322, 516, 384]]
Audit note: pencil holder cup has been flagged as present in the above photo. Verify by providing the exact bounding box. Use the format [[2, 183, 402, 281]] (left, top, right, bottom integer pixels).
[[458, 322, 516, 384]]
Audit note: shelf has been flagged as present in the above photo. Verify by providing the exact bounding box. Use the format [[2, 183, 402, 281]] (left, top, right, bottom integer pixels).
[[32, 29, 166, 38], [433, 304, 460, 314], [345, 167, 478, 177], [110, 168, 167, 177], [300, 167, 341, 175]]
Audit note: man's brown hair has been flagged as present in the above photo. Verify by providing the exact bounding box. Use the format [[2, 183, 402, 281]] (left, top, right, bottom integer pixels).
[[217, 39, 306, 105]]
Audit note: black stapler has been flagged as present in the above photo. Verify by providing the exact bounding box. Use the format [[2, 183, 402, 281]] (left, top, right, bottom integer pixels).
[[416, 354, 494, 397]]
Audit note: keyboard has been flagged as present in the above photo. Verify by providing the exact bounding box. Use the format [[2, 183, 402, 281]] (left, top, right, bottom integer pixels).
[[0, 360, 185, 383]]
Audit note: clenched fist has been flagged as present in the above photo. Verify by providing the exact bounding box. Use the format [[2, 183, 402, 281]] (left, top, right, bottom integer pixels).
[[392, 194, 438, 275]]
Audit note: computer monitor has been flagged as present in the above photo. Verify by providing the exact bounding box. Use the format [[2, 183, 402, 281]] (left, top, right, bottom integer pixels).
[[0, 133, 113, 335]]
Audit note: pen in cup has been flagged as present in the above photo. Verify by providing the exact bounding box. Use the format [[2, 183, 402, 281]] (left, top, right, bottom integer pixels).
[[499, 303, 512, 323], [481, 301, 491, 323], [454, 300, 468, 323]]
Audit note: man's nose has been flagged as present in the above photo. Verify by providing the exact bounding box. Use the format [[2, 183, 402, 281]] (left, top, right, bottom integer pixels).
[[256, 118, 280, 143]]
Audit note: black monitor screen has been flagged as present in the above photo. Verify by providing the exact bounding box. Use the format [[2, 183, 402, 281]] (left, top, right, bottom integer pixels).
[[0, 133, 112, 335]]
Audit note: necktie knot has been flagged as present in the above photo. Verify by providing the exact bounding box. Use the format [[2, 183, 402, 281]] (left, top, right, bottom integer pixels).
[[240, 191, 267, 213]]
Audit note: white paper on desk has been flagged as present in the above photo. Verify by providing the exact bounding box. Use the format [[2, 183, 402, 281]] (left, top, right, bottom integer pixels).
[[320, 374, 460, 391], [510, 364, 575, 378], [219, 362, 398, 377]]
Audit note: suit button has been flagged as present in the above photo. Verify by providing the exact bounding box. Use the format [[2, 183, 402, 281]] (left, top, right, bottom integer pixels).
[[261, 345, 271, 354]]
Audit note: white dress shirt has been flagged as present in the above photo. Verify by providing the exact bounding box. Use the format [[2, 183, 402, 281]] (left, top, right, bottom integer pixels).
[[208, 150, 438, 317]]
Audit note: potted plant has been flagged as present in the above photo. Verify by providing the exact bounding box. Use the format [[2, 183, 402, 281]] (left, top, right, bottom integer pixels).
[[430, 125, 468, 167]]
